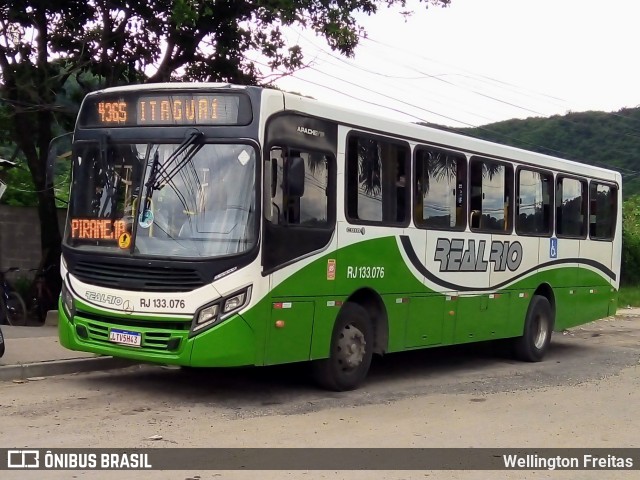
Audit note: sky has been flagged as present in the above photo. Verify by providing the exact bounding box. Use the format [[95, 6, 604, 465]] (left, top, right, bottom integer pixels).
[[271, 0, 640, 128]]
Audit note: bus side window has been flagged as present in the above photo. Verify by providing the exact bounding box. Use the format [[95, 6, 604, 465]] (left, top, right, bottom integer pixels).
[[556, 177, 586, 238], [469, 157, 513, 233], [345, 134, 410, 226], [266, 146, 330, 228], [414, 147, 466, 230], [516, 169, 552, 236]]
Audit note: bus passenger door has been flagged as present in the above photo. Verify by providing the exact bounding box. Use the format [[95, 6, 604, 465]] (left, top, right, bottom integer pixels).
[[553, 177, 585, 329], [261, 121, 338, 364], [578, 182, 617, 322]]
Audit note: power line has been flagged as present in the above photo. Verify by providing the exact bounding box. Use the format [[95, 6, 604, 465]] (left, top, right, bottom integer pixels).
[[266, 62, 640, 176], [272, 31, 640, 175]]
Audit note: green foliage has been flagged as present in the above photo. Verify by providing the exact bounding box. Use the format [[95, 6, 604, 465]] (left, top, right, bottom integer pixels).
[[617, 285, 640, 308], [0, 0, 451, 291], [622, 195, 640, 285], [0, 163, 37, 206], [0, 137, 34, 206]]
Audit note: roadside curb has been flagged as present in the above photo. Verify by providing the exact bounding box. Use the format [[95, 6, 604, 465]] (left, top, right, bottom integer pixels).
[[0, 356, 138, 383]]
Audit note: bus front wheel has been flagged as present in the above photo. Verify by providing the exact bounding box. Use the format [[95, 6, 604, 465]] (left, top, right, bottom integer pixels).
[[312, 302, 373, 391], [514, 295, 553, 362]]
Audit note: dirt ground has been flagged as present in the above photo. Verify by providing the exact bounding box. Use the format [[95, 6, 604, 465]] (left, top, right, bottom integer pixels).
[[1, 314, 639, 480]]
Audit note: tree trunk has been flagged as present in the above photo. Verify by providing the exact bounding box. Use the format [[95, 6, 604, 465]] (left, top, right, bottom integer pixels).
[[13, 105, 62, 311]]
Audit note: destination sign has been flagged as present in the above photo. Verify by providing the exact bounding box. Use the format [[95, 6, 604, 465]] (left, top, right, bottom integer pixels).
[[79, 92, 252, 127], [70, 218, 128, 241]]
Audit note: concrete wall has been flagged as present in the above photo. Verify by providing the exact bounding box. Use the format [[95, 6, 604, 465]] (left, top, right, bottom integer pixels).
[[0, 205, 66, 282]]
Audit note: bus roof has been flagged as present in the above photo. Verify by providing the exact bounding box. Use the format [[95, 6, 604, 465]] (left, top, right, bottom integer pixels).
[[280, 90, 621, 184], [83, 83, 621, 184], [85, 82, 252, 96]]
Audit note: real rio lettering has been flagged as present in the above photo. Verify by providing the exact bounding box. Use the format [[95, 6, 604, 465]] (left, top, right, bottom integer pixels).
[[434, 238, 523, 272]]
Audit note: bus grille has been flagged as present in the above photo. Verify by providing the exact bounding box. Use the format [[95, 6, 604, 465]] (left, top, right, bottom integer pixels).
[[72, 260, 205, 292], [82, 318, 189, 352]]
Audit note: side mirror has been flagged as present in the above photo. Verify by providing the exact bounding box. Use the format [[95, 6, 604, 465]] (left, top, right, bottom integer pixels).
[[287, 156, 305, 197]]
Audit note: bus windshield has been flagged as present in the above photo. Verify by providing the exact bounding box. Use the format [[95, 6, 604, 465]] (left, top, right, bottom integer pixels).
[[65, 140, 257, 258]]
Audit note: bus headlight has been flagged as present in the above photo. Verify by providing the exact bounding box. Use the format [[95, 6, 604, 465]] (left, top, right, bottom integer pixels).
[[194, 304, 219, 331], [61, 282, 75, 320], [221, 286, 251, 318], [223, 291, 246, 314], [191, 286, 252, 336]]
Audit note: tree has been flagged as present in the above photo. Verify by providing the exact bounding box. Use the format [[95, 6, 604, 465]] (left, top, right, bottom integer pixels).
[[0, 0, 452, 304], [622, 195, 640, 285]]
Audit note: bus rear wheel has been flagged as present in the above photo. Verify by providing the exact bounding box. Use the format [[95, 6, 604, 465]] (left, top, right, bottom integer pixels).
[[312, 302, 373, 391], [514, 295, 553, 362]]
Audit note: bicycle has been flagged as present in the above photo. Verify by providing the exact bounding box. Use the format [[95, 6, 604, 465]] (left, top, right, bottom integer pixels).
[[0, 267, 27, 326], [27, 264, 57, 324]]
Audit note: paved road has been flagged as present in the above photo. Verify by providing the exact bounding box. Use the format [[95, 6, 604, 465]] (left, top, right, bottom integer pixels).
[[1, 315, 640, 480]]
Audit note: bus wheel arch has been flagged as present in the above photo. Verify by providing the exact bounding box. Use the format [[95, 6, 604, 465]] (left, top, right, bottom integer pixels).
[[345, 288, 388, 355], [533, 283, 556, 327]]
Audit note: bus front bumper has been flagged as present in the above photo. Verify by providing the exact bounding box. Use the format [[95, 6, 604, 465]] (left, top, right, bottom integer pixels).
[[57, 303, 257, 368]]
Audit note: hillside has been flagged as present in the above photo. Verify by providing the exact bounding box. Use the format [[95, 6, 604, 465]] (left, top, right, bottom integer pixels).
[[425, 108, 640, 197]]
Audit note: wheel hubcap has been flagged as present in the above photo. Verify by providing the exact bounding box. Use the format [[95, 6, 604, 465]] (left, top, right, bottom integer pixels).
[[336, 324, 366, 371], [534, 314, 549, 349]]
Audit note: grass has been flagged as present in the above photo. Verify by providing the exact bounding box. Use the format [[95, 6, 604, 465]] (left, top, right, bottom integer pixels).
[[618, 285, 640, 308]]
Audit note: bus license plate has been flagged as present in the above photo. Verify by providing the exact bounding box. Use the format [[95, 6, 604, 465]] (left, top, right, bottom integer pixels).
[[109, 329, 141, 347]]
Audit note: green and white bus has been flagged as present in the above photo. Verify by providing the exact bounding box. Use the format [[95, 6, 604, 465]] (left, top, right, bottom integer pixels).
[[57, 83, 621, 390]]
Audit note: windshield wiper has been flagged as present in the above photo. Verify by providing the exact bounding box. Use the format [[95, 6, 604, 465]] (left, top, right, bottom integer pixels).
[[140, 129, 203, 213], [150, 129, 203, 191]]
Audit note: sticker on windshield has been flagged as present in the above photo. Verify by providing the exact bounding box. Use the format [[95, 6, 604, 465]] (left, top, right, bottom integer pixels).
[[138, 209, 154, 229], [238, 150, 250, 166], [118, 232, 131, 249]]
